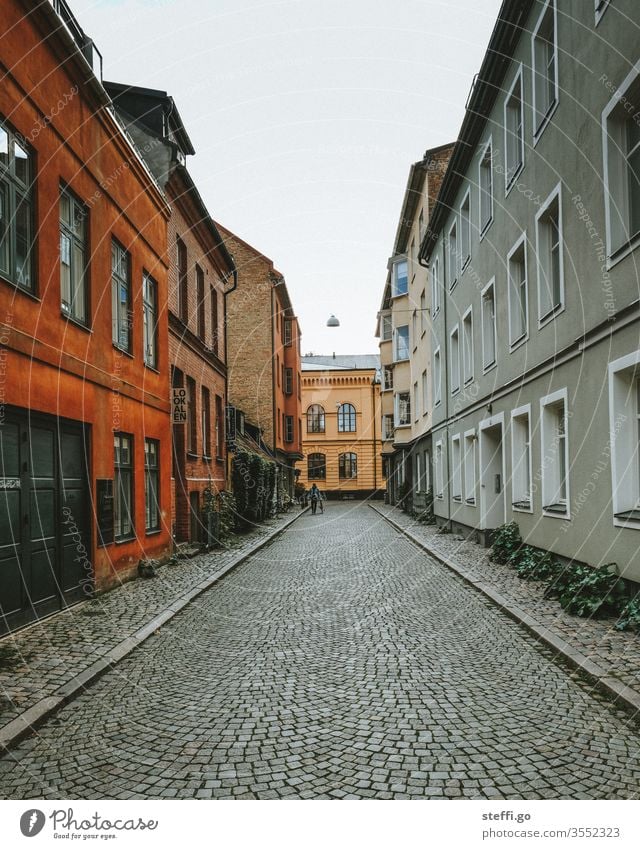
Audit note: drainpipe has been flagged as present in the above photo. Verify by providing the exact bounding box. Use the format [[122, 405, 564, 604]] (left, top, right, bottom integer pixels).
[[222, 263, 237, 494], [371, 378, 378, 493]]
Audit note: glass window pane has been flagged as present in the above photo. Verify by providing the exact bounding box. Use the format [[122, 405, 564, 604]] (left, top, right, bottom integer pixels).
[[60, 191, 71, 226], [0, 182, 8, 273], [73, 241, 86, 321], [15, 194, 31, 288], [14, 142, 28, 184], [0, 127, 8, 169]]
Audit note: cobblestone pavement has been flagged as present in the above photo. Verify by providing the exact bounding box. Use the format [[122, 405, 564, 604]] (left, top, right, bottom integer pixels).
[[1, 502, 640, 800], [374, 505, 640, 693], [0, 513, 297, 725]]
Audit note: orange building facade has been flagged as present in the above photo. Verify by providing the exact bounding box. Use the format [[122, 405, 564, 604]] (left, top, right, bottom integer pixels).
[[0, 1, 172, 633]]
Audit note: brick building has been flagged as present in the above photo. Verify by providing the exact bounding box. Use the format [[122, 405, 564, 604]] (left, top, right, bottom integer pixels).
[[104, 83, 236, 544], [0, 1, 172, 633], [218, 226, 302, 501]]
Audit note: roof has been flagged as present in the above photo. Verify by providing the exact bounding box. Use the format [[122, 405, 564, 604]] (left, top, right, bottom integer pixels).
[[302, 355, 380, 371]]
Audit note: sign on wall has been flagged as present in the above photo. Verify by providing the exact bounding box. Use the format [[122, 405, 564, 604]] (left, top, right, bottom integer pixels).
[[173, 388, 187, 423]]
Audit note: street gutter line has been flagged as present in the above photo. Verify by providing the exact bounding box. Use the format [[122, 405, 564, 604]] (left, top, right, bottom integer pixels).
[[0, 507, 309, 755], [370, 504, 640, 721]]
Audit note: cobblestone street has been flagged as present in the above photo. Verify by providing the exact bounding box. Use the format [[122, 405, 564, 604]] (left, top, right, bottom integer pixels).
[[1, 503, 640, 800]]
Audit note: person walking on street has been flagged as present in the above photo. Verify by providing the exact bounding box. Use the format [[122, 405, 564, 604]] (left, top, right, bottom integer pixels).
[[309, 483, 320, 515]]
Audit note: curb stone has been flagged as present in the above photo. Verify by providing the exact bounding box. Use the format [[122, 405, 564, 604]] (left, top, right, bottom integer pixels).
[[370, 504, 640, 721], [0, 507, 309, 754]]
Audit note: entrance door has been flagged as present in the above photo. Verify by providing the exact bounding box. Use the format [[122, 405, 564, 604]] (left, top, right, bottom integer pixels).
[[479, 420, 505, 530], [0, 410, 91, 635]]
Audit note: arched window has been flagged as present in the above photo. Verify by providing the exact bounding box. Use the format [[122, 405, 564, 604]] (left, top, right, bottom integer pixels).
[[306, 404, 325, 433], [338, 403, 356, 432], [339, 452, 357, 479], [308, 453, 326, 480]]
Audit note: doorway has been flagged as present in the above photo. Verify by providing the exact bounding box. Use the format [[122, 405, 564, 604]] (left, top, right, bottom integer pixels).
[[479, 417, 505, 530]]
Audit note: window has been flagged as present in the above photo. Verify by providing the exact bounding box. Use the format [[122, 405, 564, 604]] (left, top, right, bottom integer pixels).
[[111, 240, 130, 351], [434, 441, 444, 498], [177, 237, 188, 322], [540, 389, 569, 516], [186, 376, 197, 454], [431, 255, 441, 315], [508, 235, 528, 346], [420, 289, 427, 333], [450, 325, 460, 394], [413, 381, 419, 421], [392, 258, 408, 297], [410, 238, 416, 273], [422, 369, 428, 415], [479, 139, 493, 235], [142, 272, 157, 368], [504, 67, 524, 189], [603, 68, 640, 258], [210, 285, 219, 356], [414, 452, 421, 492], [0, 120, 34, 291], [434, 348, 442, 406], [535, 184, 563, 322], [595, 0, 611, 24], [381, 313, 392, 341], [284, 415, 294, 443], [609, 353, 640, 523], [411, 310, 417, 350], [383, 415, 394, 440], [284, 367, 293, 395], [144, 438, 160, 532], [59, 186, 87, 323], [423, 450, 430, 493], [464, 431, 476, 504], [339, 452, 357, 479], [451, 435, 462, 501], [215, 394, 224, 458], [196, 265, 205, 340], [460, 190, 471, 269], [532, 0, 558, 137], [308, 452, 326, 480], [447, 220, 458, 289], [394, 325, 409, 362], [395, 392, 411, 427], [201, 386, 211, 456], [481, 280, 496, 371], [462, 307, 473, 384], [338, 403, 356, 432], [284, 319, 292, 346], [511, 406, 532, 511], [114, 433, 134, 540], [307, 404, 325, 433], [382, 366, 394, 391]]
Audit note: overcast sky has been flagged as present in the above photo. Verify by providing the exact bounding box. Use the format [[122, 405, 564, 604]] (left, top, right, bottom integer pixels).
[[74, 0, 503, 355]]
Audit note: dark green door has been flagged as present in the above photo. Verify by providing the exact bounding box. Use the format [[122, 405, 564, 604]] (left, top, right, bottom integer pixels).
[[0, 410, 91, 635]]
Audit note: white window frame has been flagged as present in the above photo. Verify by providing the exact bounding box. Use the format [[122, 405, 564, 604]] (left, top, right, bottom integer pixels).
[[460, 188, 471, 271], [451, 434, 462, 502], [391, 257, 408, 297], [422, 369, 428, 416], [431, 254, 441, 317], [481, 278, 497, 373], [540, 388, 570, 519], [420, 289, 427, 334], [507, 232, 529, 349], [511, 404, 533, 513], [393, 325, 410, 362], [447, 218, 458, 290], [531, 0, 559, 144], [414, 451, 422, 492], [380, 312, 392, 341], [395, 391, 411, 428], [504, 64, 525, 194], [535, 182, 564, 326], [602, 58, 640, 265], [433, 347, 442, 406], [478, 137, 494, 238], [609, 350, 640, 527], [463, 428, 477, 506], [449, 324, 460, 394], [434, 440, 444, 499], [595, 0, 611, 26], [413, 381, 419, 422], [462, 306, 474, 385]]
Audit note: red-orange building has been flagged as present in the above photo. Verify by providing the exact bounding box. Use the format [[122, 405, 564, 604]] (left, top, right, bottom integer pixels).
[[0, 1, 172, 633]]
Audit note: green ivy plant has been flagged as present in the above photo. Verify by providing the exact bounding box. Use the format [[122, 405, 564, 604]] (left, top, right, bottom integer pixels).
[[545, 561, 627, 618], [490, 521, 523, 565], [508, 546, 561, 581], [615, 596, 640, 631]]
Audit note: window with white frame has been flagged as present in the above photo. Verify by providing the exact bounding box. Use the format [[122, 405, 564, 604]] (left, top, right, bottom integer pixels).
[[508, 235, 528, 346], [511, 407, 532, 510], [540, 389, 569, 515], [412, 310, 417, 350], [413, 381, 419, 421], [603, 67, 640, 258], [434, 347, 442, 405], [462, 307, 473, 384], [460, 190, 471, 268], [381, 312, 392, 341], [450, 325, 460, 393], [382, 366, 394, 391], [504, 67, 524, 189], [451, 435, 462, 501], [422, 369, 428, 415], [392, 258, 408, 297], [434, 441, 444, 498], [395, 391, 411, 427], [532, 0, 558, 137], [481, 280, 496, 371], [536, 185, 563, 322], [464, 431, 476, 504], [420, 289, 427, 333], [383, 414, 394, 440], [447, 220, 458, 289], [431, 255, 441, 315], [423, 450, 430, 492], [418, 209, 425, 242], [410, 238, 416, 273], [394, 325, 410, 361], [479, 140, 493, 234], [608, 352, 640, 523], [595, 0, 611, 24], [414, 451, 421, 492]]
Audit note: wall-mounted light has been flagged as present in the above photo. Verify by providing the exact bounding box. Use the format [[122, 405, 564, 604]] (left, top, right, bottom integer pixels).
[[326, 315, 340, 327]]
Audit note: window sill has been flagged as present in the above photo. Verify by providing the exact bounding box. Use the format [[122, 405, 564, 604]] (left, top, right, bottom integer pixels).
[[202, 455, 212, 462], [533, 100, 559, 148], [542, 502, 569, 519], [0, 274, 40, 302], [451, 386, 460, 396], [504, 163, 524, 198], [62, 312, 92, 332], [390, 291, 409, 301], [112, 343, 134, 359], [464, 376, 474, 387], [452, 495, 462, 502], [144, 362, 160, 374], [186, 451, 199, 460], [509, 332, 528, 352], [465, 497, 476, 506], [145, 528, 162, 536], [114, 535, 136, 544], [479, 217, 494, 242], [482, 361, 497, 375], [216, 455, 224, 463], [607, 232, 640, 272], [449, 279, 458, 292], [512, 500, 532, 513], [461, 256, 471, 274], [538, 302, 565, 329]]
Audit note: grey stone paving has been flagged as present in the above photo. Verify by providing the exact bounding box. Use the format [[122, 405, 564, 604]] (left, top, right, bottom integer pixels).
[[1, 502, 640, 800]]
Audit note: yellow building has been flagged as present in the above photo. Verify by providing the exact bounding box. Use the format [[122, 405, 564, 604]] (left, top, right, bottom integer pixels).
[[298, 355, 384, 499]]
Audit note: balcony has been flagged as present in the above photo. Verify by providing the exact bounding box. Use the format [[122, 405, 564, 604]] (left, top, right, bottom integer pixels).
[[49, 0, 103, 80]]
